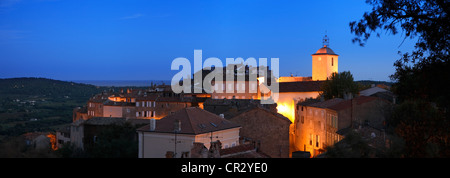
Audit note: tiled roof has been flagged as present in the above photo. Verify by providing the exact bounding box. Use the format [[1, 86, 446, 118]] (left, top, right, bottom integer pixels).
[[137, 107, 241, 135], [230, 106, 292, 124], [328, 96, 380, 111], [84, 117, 126, 125], [220, 144, 271, 158], [103, 100, 136, 106], [278, 81, 324, 93], [83, 117, 150, 126], [359, 87, 388, 96], [307, 98, 345, 108]]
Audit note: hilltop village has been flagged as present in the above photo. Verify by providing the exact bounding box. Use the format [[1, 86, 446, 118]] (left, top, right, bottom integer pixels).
[[53, 38, 396, 158]]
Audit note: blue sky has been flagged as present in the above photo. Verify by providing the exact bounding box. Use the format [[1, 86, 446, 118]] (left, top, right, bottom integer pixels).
[[0, 0, 416, 81]]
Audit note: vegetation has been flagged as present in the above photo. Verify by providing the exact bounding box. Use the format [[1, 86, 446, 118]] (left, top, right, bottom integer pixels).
[[350, 0, 449, 157], [0, 77, 149, 157], [57, 123, 142, 158], [0, 78, 102, 136], [320, 71, 359, 100], [324, 131, 373, 158]]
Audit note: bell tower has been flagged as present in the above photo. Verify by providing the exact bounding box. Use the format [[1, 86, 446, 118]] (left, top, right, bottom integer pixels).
[[312, 35, 339, 81]]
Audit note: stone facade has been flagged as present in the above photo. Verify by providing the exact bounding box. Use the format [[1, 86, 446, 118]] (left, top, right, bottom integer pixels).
[[294, 105, 341, 157], [329, 96, 392, 130], [228, 107, 291, 158]]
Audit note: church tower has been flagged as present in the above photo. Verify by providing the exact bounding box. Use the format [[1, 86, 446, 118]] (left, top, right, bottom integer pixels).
[[312, 35, 339, 81]]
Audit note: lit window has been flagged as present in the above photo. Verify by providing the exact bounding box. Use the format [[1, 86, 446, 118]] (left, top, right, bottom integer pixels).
[[316, 135, 320, 147]]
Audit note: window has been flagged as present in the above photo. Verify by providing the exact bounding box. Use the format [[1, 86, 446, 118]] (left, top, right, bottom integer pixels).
[[301, 116, 304, 124], [136, 112, 139, 117], [153, 101, 155, 107], [136, 102, 139, 107], [153, 111, 156, 117], [142, 101, 145, 107], [316, 135, 320, 147], [309, 134, 313, 145]]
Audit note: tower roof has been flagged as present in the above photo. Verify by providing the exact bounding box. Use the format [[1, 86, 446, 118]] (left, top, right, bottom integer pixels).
[[313, 46, 338, 55]]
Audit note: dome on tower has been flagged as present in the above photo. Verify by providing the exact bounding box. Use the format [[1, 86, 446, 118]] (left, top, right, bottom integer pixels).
[[313, 45, 338, 55]]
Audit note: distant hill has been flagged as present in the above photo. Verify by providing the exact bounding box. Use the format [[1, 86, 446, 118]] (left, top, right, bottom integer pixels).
[[356, 80, 394, 87], [0, 77, 102, 100]]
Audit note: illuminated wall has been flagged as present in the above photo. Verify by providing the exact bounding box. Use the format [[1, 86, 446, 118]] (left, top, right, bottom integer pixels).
[[312, 54, 338, 81], [293, 105, 340, 157], [276, 92, 321, 123]]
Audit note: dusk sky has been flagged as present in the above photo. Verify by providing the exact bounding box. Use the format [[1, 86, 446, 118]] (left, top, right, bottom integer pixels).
[[0, 0, 416, 82]]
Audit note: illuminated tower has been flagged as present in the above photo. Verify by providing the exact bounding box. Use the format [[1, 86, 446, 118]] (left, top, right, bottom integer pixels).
[[312, 35, 338, 81]]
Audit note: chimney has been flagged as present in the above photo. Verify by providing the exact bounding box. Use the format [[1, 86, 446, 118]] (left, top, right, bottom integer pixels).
[[149, 118, 156, 131], [174, 120, 181, 133]]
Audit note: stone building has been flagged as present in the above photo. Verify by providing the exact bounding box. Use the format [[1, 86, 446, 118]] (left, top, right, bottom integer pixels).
[[228, 107, 291, 158], [203, 98, 290, 157], [328, 96, 392, 130], [295, 98, 344, 157]]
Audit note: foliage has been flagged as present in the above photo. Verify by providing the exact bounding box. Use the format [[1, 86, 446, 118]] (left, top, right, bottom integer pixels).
[[350, 0, 449, 158], [324, 131, 373, 158], [320, 71, 359, 100], [85, 123, 139, 158], [388, 99, 449, 157]]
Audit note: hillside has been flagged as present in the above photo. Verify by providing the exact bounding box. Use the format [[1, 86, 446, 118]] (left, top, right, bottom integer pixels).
[[0, 77, 102, 102], [0, 78, 105, 136]]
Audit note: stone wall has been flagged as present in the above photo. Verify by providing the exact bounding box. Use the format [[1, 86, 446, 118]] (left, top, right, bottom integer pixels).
[[228, 108, 291, 158]]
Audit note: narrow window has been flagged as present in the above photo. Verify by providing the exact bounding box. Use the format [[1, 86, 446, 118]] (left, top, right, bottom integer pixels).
[[316, 135, 320, 147], [332, 58, 334, 66]]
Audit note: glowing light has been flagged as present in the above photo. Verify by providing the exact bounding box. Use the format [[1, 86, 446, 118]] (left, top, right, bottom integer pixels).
[[276, 101, 295, 123], [47, 134, 57, 151], [257, 77, 265, 85]]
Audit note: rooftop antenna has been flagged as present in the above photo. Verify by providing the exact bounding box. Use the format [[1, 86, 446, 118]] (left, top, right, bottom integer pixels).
[[323, 31, 329, 47]]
